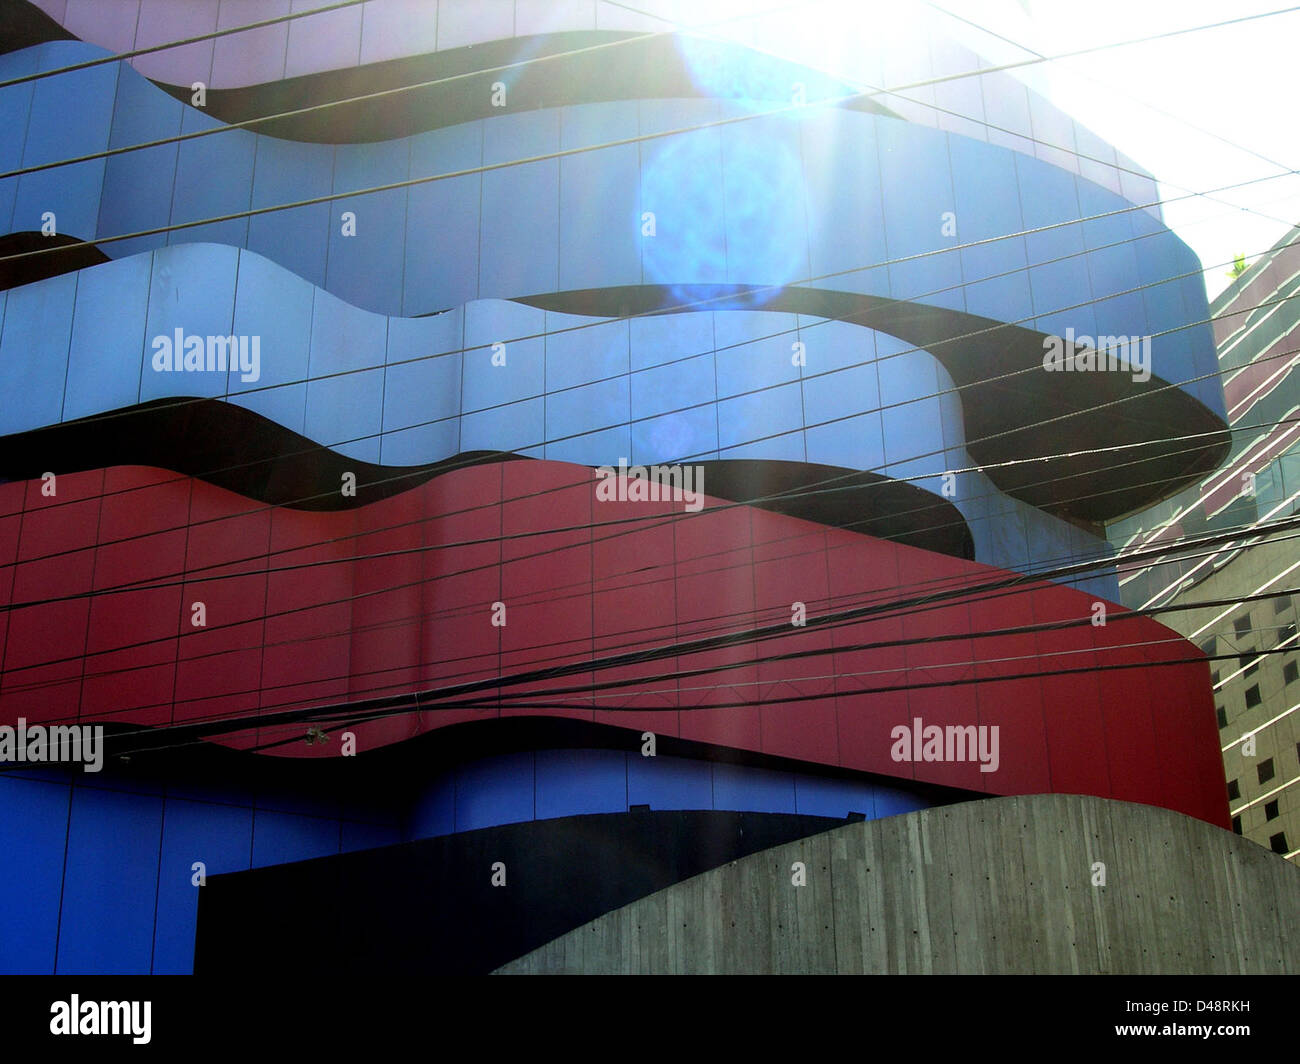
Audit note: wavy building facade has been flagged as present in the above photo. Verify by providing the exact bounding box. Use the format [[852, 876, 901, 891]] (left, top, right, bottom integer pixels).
[[0, 1, 1253, 973]]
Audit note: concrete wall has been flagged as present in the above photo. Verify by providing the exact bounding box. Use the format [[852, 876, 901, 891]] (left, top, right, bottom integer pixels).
[[497, 794, 1300, 973]]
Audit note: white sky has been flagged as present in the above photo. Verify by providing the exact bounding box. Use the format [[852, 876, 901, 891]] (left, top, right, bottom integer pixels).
[[622, 0, 1300, 299], [938, 0, 1300, 300]]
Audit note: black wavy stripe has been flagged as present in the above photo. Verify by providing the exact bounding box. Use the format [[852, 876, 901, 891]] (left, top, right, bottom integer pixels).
[[196, 810, 842, 974], [177, 718, 971, 976], [524, 285, 1232, 526], [0, 396, 975, 556], [187, 34, 897, 144], [0, 231, 109, 291], [0, 8, 897, 144], [0, 0, 73, 54]]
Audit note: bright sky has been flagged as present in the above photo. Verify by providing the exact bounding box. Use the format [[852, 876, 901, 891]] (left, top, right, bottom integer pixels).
[[937, 0, 1300, 300], [621, 0, 1300, 300]]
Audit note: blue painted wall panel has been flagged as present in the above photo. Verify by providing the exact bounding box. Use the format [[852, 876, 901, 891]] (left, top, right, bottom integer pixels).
[[627, 753, 715, 811], [461, 396, 545, 457], [632, 405, 719, 465], [545, 313, 628, 392], [720, 116, 810, 291], [247, 136, 334, 291], [454, 752, 535, 831], [0, 746, 934, 974], [0, 775, 69, 974], [794, 775, 878, 819], [535, 749, 627, 819], [480, 111, 559, 299], [170, 108, 254, 249], [249, 810, 341, 868], [719, 382, 805, 461], [462, 299, 545, 410], [229, 247, 315, 429], [0, 48, 38, 235], [341, 821, 403, 853], [140, 243, 240, 404], [151, 799, 254, 975], [381, 311, 463, 465], [714, 311, 801, 399], [328, 138, 410, 315], [406, 775, 457, 840], [0, 273, 75, 435], [629, 310, 714, 374], [712, 762, 797, 814], [65, 252, 153, 418], [547, 375, 629, 453], [15, 47, 115, 241], [99, 66, 182, 260], [57, 786, 163, 974], [404, 123, 483, 314], [559, 146, 641, 291]]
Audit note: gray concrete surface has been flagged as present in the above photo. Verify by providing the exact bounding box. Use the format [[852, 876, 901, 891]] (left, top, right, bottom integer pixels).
[[496, 794, 1300, 973]]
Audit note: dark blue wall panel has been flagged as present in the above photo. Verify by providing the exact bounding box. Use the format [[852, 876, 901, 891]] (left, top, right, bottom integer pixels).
[[57, 786, 164, 974], [0, 775, 69, 974], [151, 798, 255, 975]]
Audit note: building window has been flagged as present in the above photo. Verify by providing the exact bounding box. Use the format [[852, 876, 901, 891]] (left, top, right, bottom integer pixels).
[[1211, 670, 1220, 686], [1245, 684, 1262, 708], [1234, 614, 1252, 639], [1227, 778, 1240, 800], [1265, 799, 1280, 820], [1285, 661, 1298, 685], [1201, 636, 1217, 656], [1278, 622, 1298, 647], [1232, 816, 1243, 834], [1238, 654, 1258, 677], [1276, 594, 1292, 615], [1270, 832, 1288, 855], [1216, 706, 1228, 729], [1258, 757, 1275, 784]]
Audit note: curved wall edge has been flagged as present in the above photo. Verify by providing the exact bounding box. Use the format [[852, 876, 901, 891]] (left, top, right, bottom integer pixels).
[[497, 792, 1300, 973]]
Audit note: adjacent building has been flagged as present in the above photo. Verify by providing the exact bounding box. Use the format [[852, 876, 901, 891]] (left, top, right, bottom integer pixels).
[[1110, 222, 1300, 864]]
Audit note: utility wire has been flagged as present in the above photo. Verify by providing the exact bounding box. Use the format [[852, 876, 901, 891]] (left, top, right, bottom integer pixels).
[[7, 221, 1293, 571], [0, 0, 374, 90], [7, 500, 1299, 710], [4, 7, 1300, 265], [5, 8, 1294, 723]]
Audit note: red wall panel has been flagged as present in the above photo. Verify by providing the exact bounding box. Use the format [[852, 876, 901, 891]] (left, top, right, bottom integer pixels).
[[0, 462, 1231, 828]]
